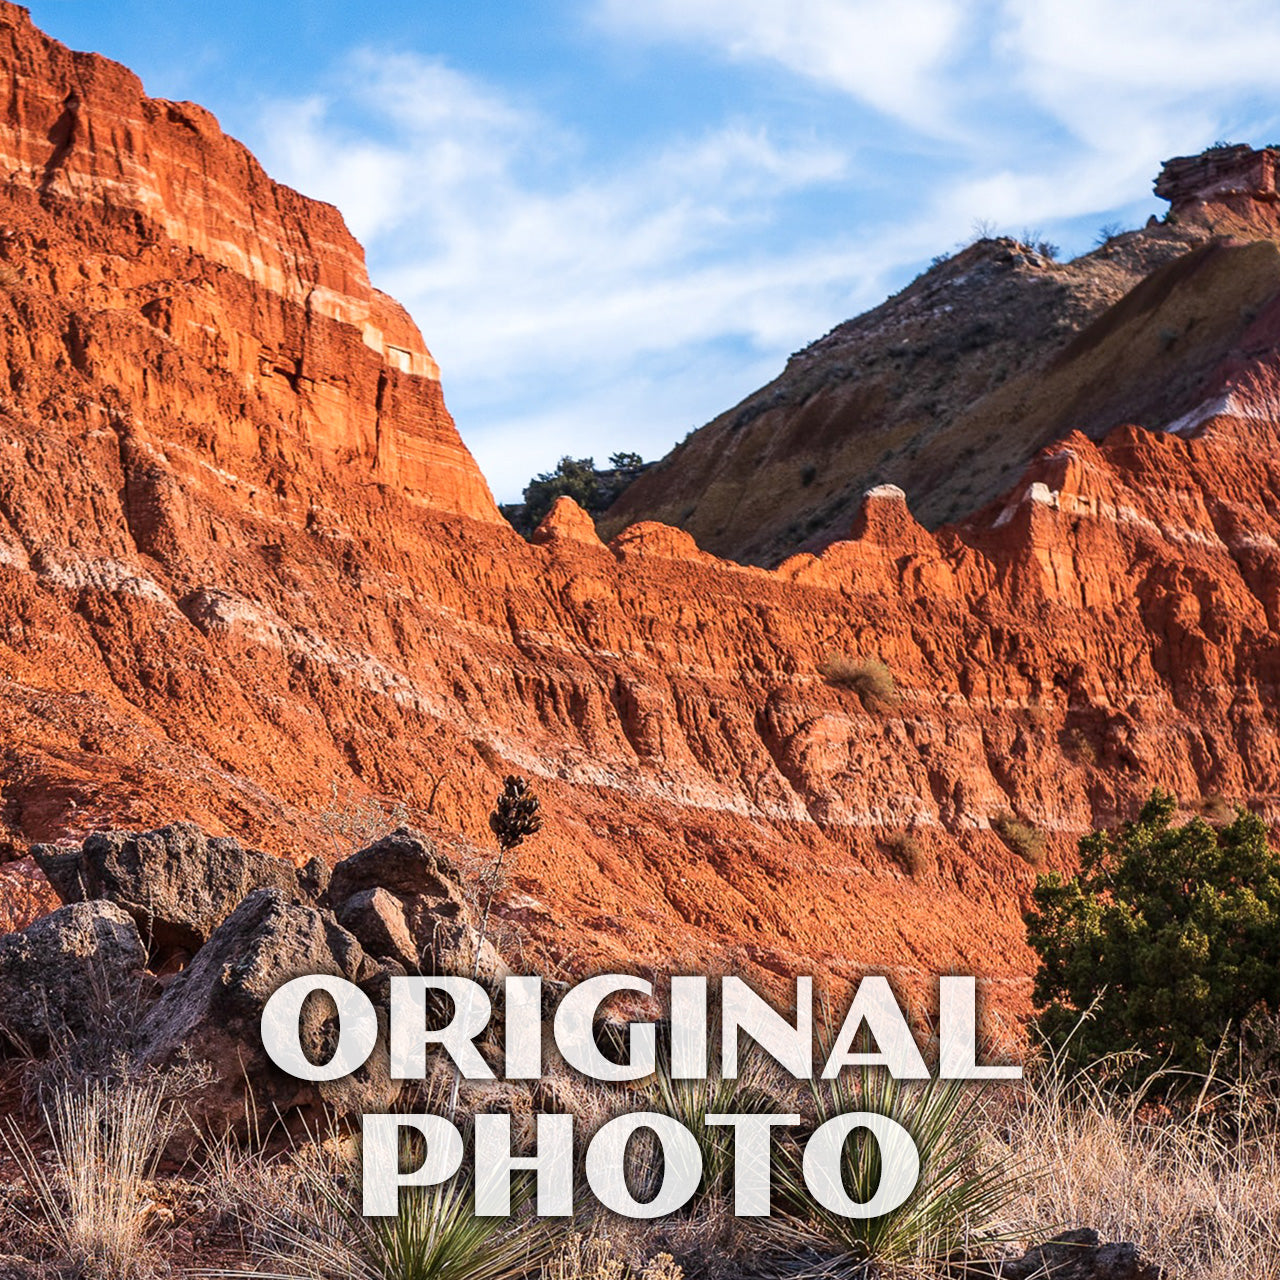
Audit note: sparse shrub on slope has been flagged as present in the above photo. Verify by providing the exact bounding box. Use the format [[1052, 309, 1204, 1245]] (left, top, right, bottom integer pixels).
[[991, 812, 1048, 868], [886, 831, 929, 877], [1025, 788, 1280, 1080], [1061, 726, 1097, 766], [817, 655, 898, 710]]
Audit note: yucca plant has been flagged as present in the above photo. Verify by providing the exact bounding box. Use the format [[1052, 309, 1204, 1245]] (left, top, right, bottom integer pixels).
[[238, 1137, 558, 1280], [643, 1034, 787, 1211], [368, 1177, 553, 1280], [777, 1064, 1025, 1270]]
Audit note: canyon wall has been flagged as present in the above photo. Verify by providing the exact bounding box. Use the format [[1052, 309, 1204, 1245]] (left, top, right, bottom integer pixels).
[[0, 5, 1277, 1017], [605, 152, 1280, 567]]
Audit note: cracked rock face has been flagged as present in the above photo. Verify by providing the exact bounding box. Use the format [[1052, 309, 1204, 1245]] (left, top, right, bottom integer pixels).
[[132, 888, 400, 1140], [0, 900, 147, 1052], [329, 827, 509, 982], [34, 822, 324, 961]]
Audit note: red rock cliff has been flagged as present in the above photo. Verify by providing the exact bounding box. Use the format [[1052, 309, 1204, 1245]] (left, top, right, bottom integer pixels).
[[0, 9, 1277, 1020], [0, 2, 498, 516]]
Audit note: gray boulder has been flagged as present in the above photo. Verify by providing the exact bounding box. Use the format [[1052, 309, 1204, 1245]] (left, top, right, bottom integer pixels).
[[327, 826, 469, 905], [981, 1229, 1164, 1279], [329, 827, 508, 981], [335, 886, 419, 971], [0, 901, 147, 1052], [132, 888, 399, 1139], [33, 822, 325, 958]]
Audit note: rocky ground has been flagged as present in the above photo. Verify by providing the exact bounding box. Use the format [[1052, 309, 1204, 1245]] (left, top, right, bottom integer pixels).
[[0, 819, 1178, 1279]]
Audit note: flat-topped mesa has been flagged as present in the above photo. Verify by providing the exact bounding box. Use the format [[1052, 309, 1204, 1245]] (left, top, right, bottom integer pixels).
[[1155, 144, 1280, 234], [0, 2, 500, 522]]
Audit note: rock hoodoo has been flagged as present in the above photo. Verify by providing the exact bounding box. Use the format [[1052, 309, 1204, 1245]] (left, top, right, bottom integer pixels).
[[1155, 143, 1280, 233]]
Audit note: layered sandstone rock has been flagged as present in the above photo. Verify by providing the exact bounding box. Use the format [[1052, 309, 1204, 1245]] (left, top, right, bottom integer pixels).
[[0, 8, 1277, 1021], [0, 2, 497, 518], [1155, 144, 1280, 235]]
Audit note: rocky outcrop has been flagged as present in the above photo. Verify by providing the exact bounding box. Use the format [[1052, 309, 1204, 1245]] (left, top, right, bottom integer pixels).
[[974, 1229, 1164, 1279], [329, 827, 508, 981], [602, 223, 1216, 564], [33, 822, 325, 958], [531, 495, 611, 550], [0, 820, 509, 1132], [0, 900, 146, 1051], [0, 1, 498, 521], [1155, 144, 1280, 235], [132, 888, 399, 1137]]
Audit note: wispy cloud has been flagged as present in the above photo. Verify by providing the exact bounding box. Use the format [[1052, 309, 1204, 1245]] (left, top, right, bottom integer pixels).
[[255, 51, 869, 497], [250, 3, 1280, 500], [593, 0, 970, 134]]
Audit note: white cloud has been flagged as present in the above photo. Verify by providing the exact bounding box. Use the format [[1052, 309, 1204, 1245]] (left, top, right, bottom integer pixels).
[[593, 0, 970, 133], [253, 52, 875, 497], [996, 1, 1280, 164], [247, 5, 1280, 502]]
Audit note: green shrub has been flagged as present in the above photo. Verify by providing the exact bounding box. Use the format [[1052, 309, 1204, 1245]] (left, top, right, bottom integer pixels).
[[645, 1039, 780, 1212], [818, 655, 898, 710], [504, 453, 648, 537], [1025, 789, 1280, 1080], [991, 811, 1048, 868], [246, 1157, 557, 1280]]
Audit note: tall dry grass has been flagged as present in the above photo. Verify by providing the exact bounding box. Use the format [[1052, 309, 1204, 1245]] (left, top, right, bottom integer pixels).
[[988, 1056, 1280, 1280], [3, 1073, 180, 1279], [6, 1044, 1274, 1279]]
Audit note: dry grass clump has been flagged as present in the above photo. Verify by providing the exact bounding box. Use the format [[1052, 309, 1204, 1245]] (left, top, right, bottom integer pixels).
[[543, 1231, 683, 1280], [9, 1054, 1277, 1280], [885, 831, 929, 878], [990, 811, 1047, 868], [3, 1073, 182, 1279], [990, 1057, 1280, 1280], [818, 655, 899, 710], [1061, 726, 1097, 766], [1193, 793, 1236, 826]]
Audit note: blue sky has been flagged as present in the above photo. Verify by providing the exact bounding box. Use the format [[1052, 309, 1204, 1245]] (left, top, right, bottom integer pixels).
[[27, 1, 1280, 500]]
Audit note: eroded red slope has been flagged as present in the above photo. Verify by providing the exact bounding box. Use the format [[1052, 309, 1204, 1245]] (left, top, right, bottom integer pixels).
[[0, 6, 1277, 1016]]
